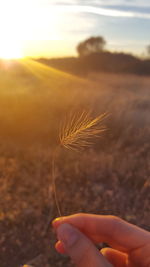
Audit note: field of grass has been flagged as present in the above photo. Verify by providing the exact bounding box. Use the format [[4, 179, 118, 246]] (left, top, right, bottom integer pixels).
[[0, 59, 150, 266]]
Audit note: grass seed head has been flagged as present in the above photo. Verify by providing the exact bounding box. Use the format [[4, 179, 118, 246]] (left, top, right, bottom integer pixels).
[[59, 111, 107, 151]]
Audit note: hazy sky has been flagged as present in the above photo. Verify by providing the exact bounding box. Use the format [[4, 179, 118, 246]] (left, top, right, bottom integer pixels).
[[0, 0, 150, 58]]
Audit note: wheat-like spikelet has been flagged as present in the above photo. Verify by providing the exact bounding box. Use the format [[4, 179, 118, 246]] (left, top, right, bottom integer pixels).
[[59, 111, 107, 151]]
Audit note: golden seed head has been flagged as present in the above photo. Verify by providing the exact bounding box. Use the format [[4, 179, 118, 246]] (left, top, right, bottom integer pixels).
[[59, 111, 107, 151]]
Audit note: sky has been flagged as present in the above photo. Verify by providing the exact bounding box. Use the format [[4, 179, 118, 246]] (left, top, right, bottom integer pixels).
[[0, 0, 150, 58]]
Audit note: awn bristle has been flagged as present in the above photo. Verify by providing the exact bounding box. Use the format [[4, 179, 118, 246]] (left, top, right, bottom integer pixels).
[[59, 111, 107, 151]]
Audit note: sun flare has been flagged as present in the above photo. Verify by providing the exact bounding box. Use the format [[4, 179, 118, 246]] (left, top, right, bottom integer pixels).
[[0, 0, 25, 59], [0, 41, 23, 60], [0, 0, 62, 59]]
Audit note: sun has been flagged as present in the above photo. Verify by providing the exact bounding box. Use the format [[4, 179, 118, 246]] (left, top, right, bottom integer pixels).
[[0, 0, 62, 59], [0, 41, 23, 60], [0, 0, 25, 60]]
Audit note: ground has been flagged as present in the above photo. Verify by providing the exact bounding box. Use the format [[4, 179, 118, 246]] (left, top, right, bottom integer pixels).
[[0, 61, 150, 266]]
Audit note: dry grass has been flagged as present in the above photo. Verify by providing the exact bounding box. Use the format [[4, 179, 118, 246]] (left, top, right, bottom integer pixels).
[[0, 62, 150, 267], [53, 111, 107, 216], [60, 111, 107, 151]]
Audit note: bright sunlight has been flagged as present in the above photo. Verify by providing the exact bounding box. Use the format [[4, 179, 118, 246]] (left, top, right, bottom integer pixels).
[[0, 41, 23, 60], [0, 0, 26, 59], [0, 0, 61, 59]]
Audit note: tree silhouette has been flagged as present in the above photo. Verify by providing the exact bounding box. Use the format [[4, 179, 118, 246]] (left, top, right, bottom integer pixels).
[[77, 36, 106, 57]]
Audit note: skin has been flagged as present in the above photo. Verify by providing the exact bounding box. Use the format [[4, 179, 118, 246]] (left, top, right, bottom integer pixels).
[[52, 213, 150, 267]]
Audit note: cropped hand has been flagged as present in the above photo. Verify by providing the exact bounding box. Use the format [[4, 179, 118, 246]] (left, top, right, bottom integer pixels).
[[52, 213, 150, 267]]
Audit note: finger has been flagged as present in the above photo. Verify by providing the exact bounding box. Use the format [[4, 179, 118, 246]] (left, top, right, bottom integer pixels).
[[56, 223, 112, 267], [55, 240, 67, 254], [101, 248, 127, 267], [53, 214, 150, 252]]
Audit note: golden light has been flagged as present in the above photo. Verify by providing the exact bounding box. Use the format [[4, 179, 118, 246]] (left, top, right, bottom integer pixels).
[[0, 0, 61, 59], [0, 41, 23, 60], [0, 0, 25, 59]]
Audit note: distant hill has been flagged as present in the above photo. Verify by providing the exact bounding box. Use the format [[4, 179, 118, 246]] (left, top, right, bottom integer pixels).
[[37, 51, 150, 76]]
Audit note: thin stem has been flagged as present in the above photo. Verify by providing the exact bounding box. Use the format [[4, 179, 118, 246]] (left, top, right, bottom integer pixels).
[[44, 145, 61, 235], [52, 146, 62, 217]]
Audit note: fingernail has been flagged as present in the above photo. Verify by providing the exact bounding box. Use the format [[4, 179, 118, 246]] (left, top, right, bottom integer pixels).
[[57, 223, 79, 247], [52, 217, 64, 228]]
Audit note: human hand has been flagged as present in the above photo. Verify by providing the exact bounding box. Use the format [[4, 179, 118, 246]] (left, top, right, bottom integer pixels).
[[52, 213, 150, 267]]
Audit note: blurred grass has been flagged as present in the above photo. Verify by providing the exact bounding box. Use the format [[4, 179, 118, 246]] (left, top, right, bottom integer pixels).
[[0, 60, 150, 267]]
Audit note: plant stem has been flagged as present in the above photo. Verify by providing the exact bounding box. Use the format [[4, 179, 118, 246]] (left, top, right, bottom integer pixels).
[[52, 146, 61, 217]]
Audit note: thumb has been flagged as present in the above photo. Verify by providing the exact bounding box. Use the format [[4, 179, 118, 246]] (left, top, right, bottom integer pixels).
[[56, 223, 112, 267]]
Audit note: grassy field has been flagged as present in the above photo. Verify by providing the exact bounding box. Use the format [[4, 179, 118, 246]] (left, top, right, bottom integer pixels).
[[0, 59, 150, 266]]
